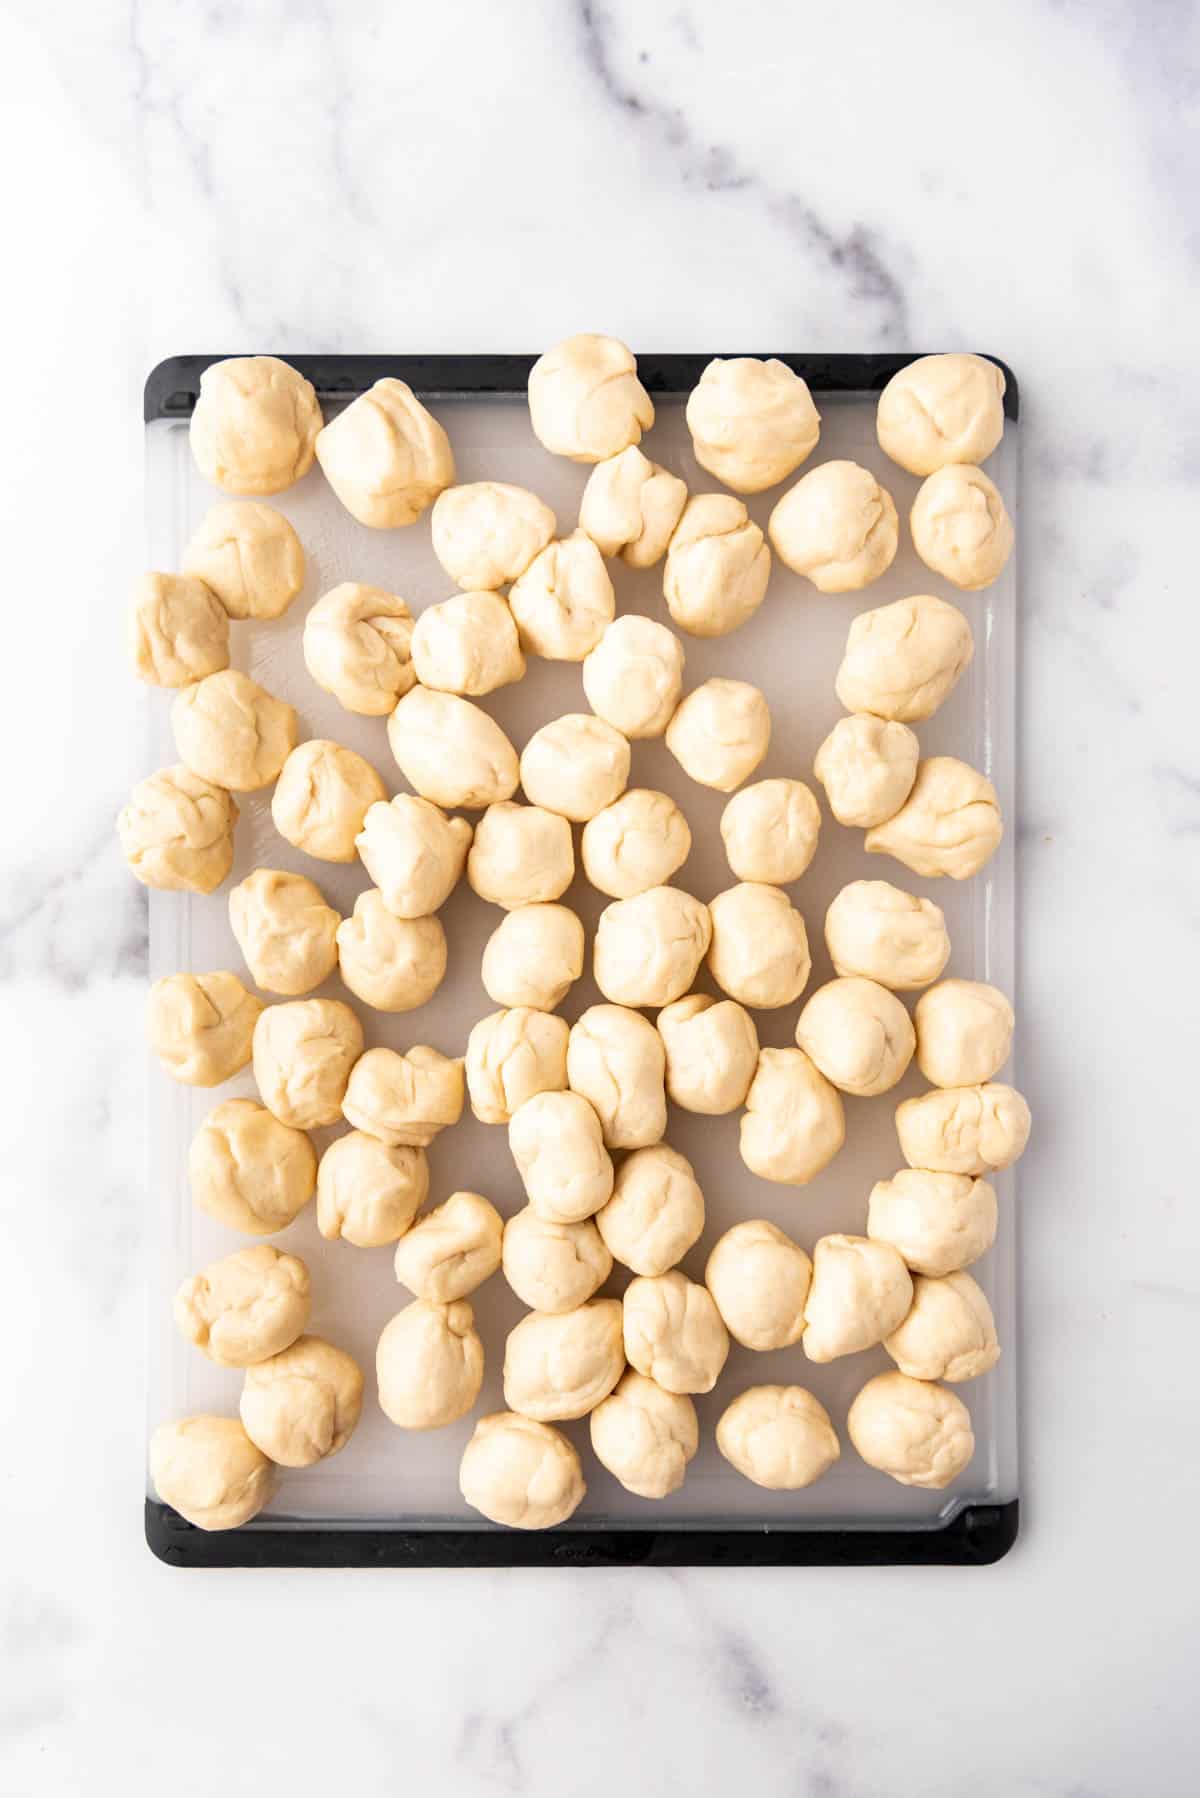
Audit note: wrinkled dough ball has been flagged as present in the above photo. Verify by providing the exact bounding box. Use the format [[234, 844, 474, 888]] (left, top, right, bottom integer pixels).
[[581, 789, 691, 900], [578, 446, 687, 568], [814, 715, 919, 829], [802, 1234, 913, 1363], [130, 573, 229, 687], [704, 1219, 812, 1351], [719, 778, 820, 885], [189, 1098, 316, 1235], [582, 615, 685, 739], [150, 1416, 275, 1531], [481, 904, 584, 1011], [848, 1371, 975, 1490], [666, 678, 770, 792], [316, 1130, 429, 1248], [593, 886, 712, 1008], [895, 1083, 1031, 1177], [911, 464, 1013, 590], [509, 530, 615, 660], [877, 353, 1006, 476], [866, 757, 1004, 881], [392, 1191, 503, 1302], [253, 998, 364, 1129], [335, 889, 447, 1013], [272, 739, 387, 864], [915, 980, 1015, 1089], [597, 1144, 705, 1277], [343, 1045, 464, 1147], [376, 1299, 484, 1429], [508, 1090, 614, 1223], [590, 1370, 698, 1500], [182, 500, 305, 620], [302, 583, 416, 716], [502, 1208, 612, 1314], [117, 764, 238, 894], [172, 670, 297, 793], [795, 977, 914, 1097], [528, 333, 653, 462], [388, 686, 519, 811], [520, 713, 630, 822], [174, 1244, 311, 1368], [432, 482, 556, 589], [825, 880, 951, 991], [663, 494, 771, 638], [686, 357, 821, 493], [239, 1335, 364, 1466], [148, 971, 262, 1086], [567, 1004, 667, 1150], [411, 590, 525, 695], [867, 1168, 999, 1276], [835, 593, 974, 723], [504, 1299, 625, 1422], [229, 869, 340, 996], [315, 378, 454, 527], [884, 1271, 1000, 1382], [466, 1008, 568, 1125], [708, 883, 811, 1009], [467, 801, 574, 909], [459, 1412, 585, 1529], [740, 1048, 845, 1186], [190, 355, 322, 495], [768, 460, 898, 592], [356, 794, 471, 918], [716, 1386, 840, 1491], [657, 993, 758, 1115], [623, 1271, 729, 1395]]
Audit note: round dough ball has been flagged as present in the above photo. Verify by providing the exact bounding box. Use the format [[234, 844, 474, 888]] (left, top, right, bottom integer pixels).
[[867, 1168, 999, 1276], [877, 353, 1005, 476], [467, 801, 574, 910], [387, 686, 519, 811], [665, 678, 770, 792], [316, 1130, 429, 1248], [130, 573, 229, 687], [502, 1208, 612, 1314], [835, 593, 974, 723], [567, 1004, 667, 1150], [866, 756, 1004, 880], [794, 977, 914, 1097], [719, 778, 820, 885], [596, 1144, 704, 1277], [894, 1084, 1031, 1178], [411, 590, 525, 695], [189, 1098, 316, 1235], [911, 464, 1013, 590], [432, 482, 556, 589], [392, 1191, 503, 1302], [376, 1299, 484, 1429], [915, 980, 1014, 1089], [663, 494, 771, 638], [593, 886, 712, 1008], [252, 997, 364, 1129], [581, 789, 691, 900], [271, 739, 387, 864], [707, 883, 811, 1009], [343, 1045, 464, 1147], [848, 1371, 975, 1490], [190, 355, 321, 495], [147, 971, 262, 1086], [182, 500, 305, 620], [768, 460, 898, 592], [508, 1090, 614, 1223], [704, 1219, 811, 1351], [739, 1047, 845, 1186], [825, 880, 951, 991], [623, 1270, 729, 1395], [814, 715, 919, 828], [335, 890, 447, 1013], [239, 1335, 364, 1466], [578, 445, 687, 568], [884, 1271, 1000, 1383], [302, 583, 416, 716], [656, 993, 757, 1115], [459, 1412, 585, 1529], [589, 1370, 698, 1500], [314, 378, 454, 527], [520, 713, 629, 822], [117, 764, 238, 895], [528, 333, 653, 462], [172, 670, 297, 793], [150, 1416, 275, 1531], [174, 1244, 311, 1368], [466, 1008, 568, 1125], [355, 794, 471, 918], [716, 1386, 840, 1491], [582, 615, 685, 739], [509, 530, 615, 660], [480, 904, 584, 1011], [504, 1299, 625, 1422], [229, 869, 340, 996], [686, 357, 821, 493], [802, 1234, 913, 1363]]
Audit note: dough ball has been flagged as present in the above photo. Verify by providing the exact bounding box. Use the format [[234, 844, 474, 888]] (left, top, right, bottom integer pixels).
[[174, 1244, 311, 1368], [567, 1004, 667, 1150], [272, 739, 387, 864], [411, 590, 525, 695], [794, 976, 914, 1097], [520, 713, 630, 821], [596, 1144, 704, 1277], [343, 1045, 464, 1147], [768, 460, 898, 592], [432, 482, 556, 589], [355, 794, 472, 918], [867, 1168, 998, 1276], [316, 1130, 429, 1248], [847, 1371, 975, 1490], [716, 1386, 840, 1491], [582, 615, 685, 739], [172, 670, 297, 793], [877, 353, 1005, 476], [578, 445, 687, 567], [376, 1299, 484, 1429], [914, 980, 1014, 1089], [147, 971, 262, 1086], [502, 1208, 612, 1314], [662, 494, 771, 638], [392, 1191, 504, 1302], [504, 1299, 625, 1422], [182, 500, 305, 620], [704, 1218, 811, 1351], [314, 378, 454, 527], [581, 789, 691, 900], [508, 1090, 614, 1223], [335, 889, 447, 1013], [117, 764, 238, 894], [593, 886, 712, 1008], [707, 883, 811, 1009], [466, 1007, 568, 1125], [665, 678, 770, 792], [480, 904, 584, 1011], [686, 357, 821, 493], [656, 993, 758, 1115], [719, 778, 820, 885], [459, 1412, 585, 1529], [149, 1416, 275, 1532], [739, 1047, 845, 1186], [835, 593, 974, 723], [622, 1270, 729, 1395], [387, 686, 519, 810], [302, 583, 416, 716], [894, 1084, 1031, 1178], [467, 801, 574, 910], [528, 332, 653, 461], [229, 868, 340, 996], [130, 573, 229, 687], [814, 715, 919, 828], [866, 756, 1004, 881], [189, 1098, 316, 1235], [825, 879, 951, 991], [911, 464, 1013, 590], [802, 1234, 913, 1363], [252, 997, 364, 1129], [884, 1270, 1000, 1383], [509, 530, 615, 660], [589, 1370, 698, 1500], [239, 1335, 364, 1466], [190, 355, 321, 495]]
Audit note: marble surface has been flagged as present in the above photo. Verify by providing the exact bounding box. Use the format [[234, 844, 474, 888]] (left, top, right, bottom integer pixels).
[[0, 0, 1197, 1792]]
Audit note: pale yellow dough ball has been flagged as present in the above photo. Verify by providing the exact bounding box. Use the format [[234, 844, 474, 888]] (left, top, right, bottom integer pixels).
[[686, 357, 820, 493], [704, 1218, 811, 1351], [342, 1045, 464, 1147], [335, 890, 447, 1013], [595, 1143, 705, 1276], [876, 353, 1005, 476], [622, 1270, 729, 1395], [894, 1085, 1031, 1178], [150, 1416, 275, 1531], [431, 482, 556, 589], [252, 997, 364, 1129], [130, 573, 229, 687], [835, 593, 974, 723], [502, 1208, 612, 1315], [467, 801, 574, 910], [578, 446, 687, 567], [388, 687, 519, 811], [315, 378, 454, 527], [707, 883, 811, 1009], [316, 1129, 429, 1248], [866, 757, 1004, 881], [802, 1234, 913, 1363], [716, 1386, 840, 1490], [666, 678, 770, 792], [465, 1007, 568, 1125], [172, 670, 297, 793], [581, 789, 691, 899], [589, 1371, 698, 1500], [503, 1300, 626, 1422], [147, 971, 262, 1086], [173, 1244, 311, 1368], [182, 500, 305, 620], [794, 976, 914, 1097], [117, 764, 238, 895], [480, 904, 584, 1012], [567, 1004, 667, 1151], [739, 1047, 845, 1186], [825, 879, 951, 991], [593, 886, 712, 1009], [719, 779, 820, 885], [392, 1191, 503, 1303], [272, 739, 388, 865], [582, 615, 685, 739], [768, 460, 898, 592], [376, 1299, 484, 1430], [302, 583, 416, 716], [229, 868, 340, 996], [508, 1090, 614, 1224], [508, 530, 615, 660], [656, 993, 758, 1115], [914, 979, 1015, 1088], [867, 1168, 999, 1276], [848, 1370, 975, 1490], [662, 494, 771, 638], [528, 333, 653, 462], [410, 590, 525, 696], [189, 1098, 316, 1235], [910, 464, 1014, 590], [813, 715, 919, 828], [355, 794, 472, 918], [239, 1335, 364, 1466], [459, 1412, 585, 1529], [883, 1270, 1000, 1383], [520, 713, 630, 822], [190, 355, 322, 496]]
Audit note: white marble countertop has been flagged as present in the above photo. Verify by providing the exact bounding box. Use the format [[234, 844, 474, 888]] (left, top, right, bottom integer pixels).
[[2, 1, 1197, 1792]]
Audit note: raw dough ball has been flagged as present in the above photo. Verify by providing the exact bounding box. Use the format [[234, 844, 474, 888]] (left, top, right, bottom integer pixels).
[[376, 1299, 484, 1429], [189, 1098, 316, 1235], [794, 977, 915, 1097], [182, 500, 305, 620], [716, 1386, 840, 1490], [578, 445, 687, 567], [581, 789, 691, 899], [656, 993, 758, 1115], [130, 573, 229, 687], [343, 1045, 464, 1147], [302, 584, 416, 716], [911, 464, 1013, 590], [884, 1271, 1000, 1382], [411, 590, 525, 695], [915, 980, 1014, 1088], [707, 883, 811, 1009], [388, 686, 519, 810], [480, 904, 584, 1011], [272, 739, 387, 864], [459, 1412, 585, 1529], [528, 333, 653, 461], [147, 971, 262, 1086], [567, 1004, 667, 1150], [502, 1209, 612, 1314], [739, 1047, 845, 1186], [314, 378, 454, 527], [663, 494, 771, 638], [117, 764, 238, 894], [686, 357, 821, 493], [317, 1130, 428, 1247], [508, 1090, 614, 1223], [174, 1244, 311, 1368], [835, 593, 974, 723], [719, 778, 820, 885], [582, 615, 685, 739], [867, 1168, 998, 1276], [467, 801, 574, 909], [589, 1370, 698, 1500], [229, 869, 340, 996], [814, 715, 919, 828], [825, 880, 951, 991], [356, 794, 471, 918], [623, 1270, 729, 1395], [172, 670, 297, 793], [877, 353, 1006, 476], [596, 1144, 704, 1277], [665, 678, 770, 792], [504, 1299, 625, 1422], [190, 355, 322, 495], [150, 1416, 275, 1531], [431, 482, 556, 589], [335, 890, 447, 1013], [239, 1335, 364, 1466], [519, 713, 630, 821], [895, 1085, 1031, 1178], [802, 1234, 913, 1363], [252, 997, 364, 1129], [768, 460, 898, 592], [593, 886, 712, 1008], [392, 1191, 503, 1302], [866, 756, 1004, 880], [848, 1371, 975, 1490], [466, 1008, 568, 1125], [509, 530, 615, 660], [704, 1218, 811, 1351]]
